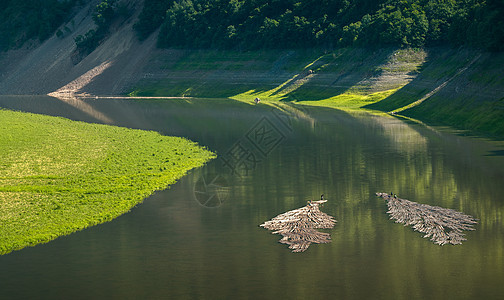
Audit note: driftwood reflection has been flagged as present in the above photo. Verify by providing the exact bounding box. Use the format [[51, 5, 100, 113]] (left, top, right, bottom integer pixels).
[[376, 192, 477, 245], [260, 200, 337, 252]]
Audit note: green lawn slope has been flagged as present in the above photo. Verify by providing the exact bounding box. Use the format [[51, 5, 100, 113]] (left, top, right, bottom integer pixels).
[[0, 109, 215, 255]]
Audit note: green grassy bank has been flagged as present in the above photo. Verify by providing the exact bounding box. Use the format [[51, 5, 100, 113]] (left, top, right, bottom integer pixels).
[[0, 109, 215, 255], [129, 47, 504, 137]]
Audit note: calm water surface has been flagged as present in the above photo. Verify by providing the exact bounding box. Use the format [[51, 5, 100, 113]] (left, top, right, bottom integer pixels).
[[0, 96, 503, 299]]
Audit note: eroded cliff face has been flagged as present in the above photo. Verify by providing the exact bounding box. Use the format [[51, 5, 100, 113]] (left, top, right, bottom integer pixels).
[[0, 0, 154, 96]]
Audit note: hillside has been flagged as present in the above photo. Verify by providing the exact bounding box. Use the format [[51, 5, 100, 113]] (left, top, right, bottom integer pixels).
[[125, 47, 504, 136], [0, 0, 503, 137], [366, 48, 504, 136], [0, 0, 154, 96]]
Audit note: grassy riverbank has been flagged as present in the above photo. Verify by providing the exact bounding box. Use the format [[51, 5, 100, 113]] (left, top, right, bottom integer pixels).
[[0, 109, 215, 255]]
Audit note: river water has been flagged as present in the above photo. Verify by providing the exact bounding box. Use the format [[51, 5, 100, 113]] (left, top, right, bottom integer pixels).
[[0, 95, 503, 299]]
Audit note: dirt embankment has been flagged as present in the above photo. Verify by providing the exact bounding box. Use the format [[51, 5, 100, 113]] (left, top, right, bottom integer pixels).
[[0, 0, 155, 96]]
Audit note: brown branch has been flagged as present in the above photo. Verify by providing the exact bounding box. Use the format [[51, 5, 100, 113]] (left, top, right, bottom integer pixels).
[[260, 200, 337, 252], [376, 193, 477, 245]]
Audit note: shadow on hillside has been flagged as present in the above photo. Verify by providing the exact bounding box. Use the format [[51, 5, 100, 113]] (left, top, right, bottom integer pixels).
[[278, 48, 398, 102], [363, 47, 483, 112], [146, 48, 399, 101], [362, 50, 435, 112], [364, 48, 504, 139]]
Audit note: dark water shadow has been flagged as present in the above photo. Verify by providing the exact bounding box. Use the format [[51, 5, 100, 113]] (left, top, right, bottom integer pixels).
[[485, 149, 504, 156], [0, 95, 355, 155]]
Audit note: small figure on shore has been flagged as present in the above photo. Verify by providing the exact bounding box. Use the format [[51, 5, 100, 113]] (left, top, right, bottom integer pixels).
[[320, 194, 324, 200], [394, 194, 397, 198], [254, 97, 261, 104]]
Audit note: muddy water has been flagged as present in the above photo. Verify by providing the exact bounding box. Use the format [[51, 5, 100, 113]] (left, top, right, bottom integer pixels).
[[0, 96, 503, 299]]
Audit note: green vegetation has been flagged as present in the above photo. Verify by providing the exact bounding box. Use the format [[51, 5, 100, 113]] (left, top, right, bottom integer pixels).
[[0, 109, 215, 255], [129, 48, 425, 107], [74, 0, 117, 58], [134, 0, 172, 40], [230, 88, 398, 110], [2, 0, 503, 52], [367, 48, 504, 136], [128, 46, 503, 137], [136, 0, 504, 51], [294, 89, 399, 109], [0, 0, 75, 51]]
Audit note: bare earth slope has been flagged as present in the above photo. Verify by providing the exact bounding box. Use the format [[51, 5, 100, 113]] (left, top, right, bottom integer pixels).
[[0, 0, 155, 96]]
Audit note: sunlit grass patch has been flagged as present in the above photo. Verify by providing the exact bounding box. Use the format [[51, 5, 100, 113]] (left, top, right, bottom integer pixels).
[[230, 89, 286, 102], [232, 89, 398, 110], [293, 89, 397, 110], [0, 110, 215, 255]]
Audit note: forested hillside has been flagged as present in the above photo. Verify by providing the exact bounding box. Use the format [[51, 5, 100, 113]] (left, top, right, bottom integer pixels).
[[2, 0, 503, 52], [135, 0, 504, 51]]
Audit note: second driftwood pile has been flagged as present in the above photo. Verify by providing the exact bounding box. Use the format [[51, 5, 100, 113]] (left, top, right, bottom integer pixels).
[[376, 192, 477, 245], [260, 200, 337, 252]]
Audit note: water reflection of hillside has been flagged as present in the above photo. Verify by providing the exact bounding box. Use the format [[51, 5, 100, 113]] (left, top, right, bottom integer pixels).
[[369, 115, 427, 154], [50, 94, 114, 124]]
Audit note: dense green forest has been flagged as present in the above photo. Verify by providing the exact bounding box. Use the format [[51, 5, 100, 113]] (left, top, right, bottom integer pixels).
[[1, 0, 503, 52], [135, 0, 504, 51], [0, 0, 76, 51]]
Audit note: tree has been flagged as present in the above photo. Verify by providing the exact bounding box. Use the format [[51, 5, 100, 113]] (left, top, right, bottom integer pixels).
[[147, 0, 503, 50], [134, 0, 173, 40], [93, 0, 116, 27]]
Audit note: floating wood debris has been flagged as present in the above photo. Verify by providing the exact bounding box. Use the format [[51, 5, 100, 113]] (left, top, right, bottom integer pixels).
[[260, 200, 337, 252], [376, 192, 477, 245]]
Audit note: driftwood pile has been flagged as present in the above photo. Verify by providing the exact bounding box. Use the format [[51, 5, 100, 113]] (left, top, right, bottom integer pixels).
[[376, 192, 477, 245], [260, 200, 337, 252]]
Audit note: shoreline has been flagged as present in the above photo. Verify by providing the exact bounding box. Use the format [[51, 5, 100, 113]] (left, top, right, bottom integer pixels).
[[0, 109, 215, 255]]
